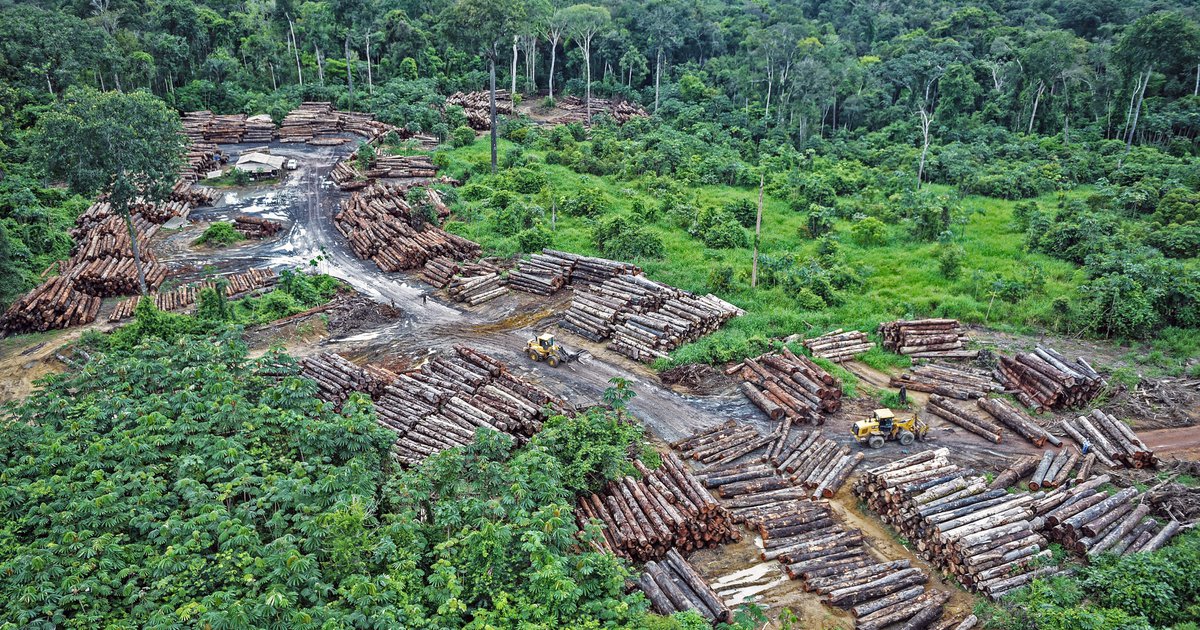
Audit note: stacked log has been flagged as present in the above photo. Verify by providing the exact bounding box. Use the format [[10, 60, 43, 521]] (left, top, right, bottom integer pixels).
[[638, 549, 731, 623], [108, 268, 278, 321], [181, 110, 215, 142], [0, 276, 102, 334], [976, 397, 1061, 448], [335, 183, 481, 271], [727, 347, 843, 424], [853, 448, 1061, 599], [421, 256, 461, 288], [1060, 410, 1155, 469], [280, 102, 336, 142], [548, 96, 649, 125], [995, 346, 1105, 411], [560, 275, 673, 341], [299, 352, 379, 407], [244, 114, 276, 143], [778, 433, 865, 499], [1031, 479, 1179, 557], [447, 272, 508, 305], [890, 363, 1002, 400], [233, 215, 283, 238], [183, 141, 221, 180], [878, 319, 974, 358], [446, 91, 512, 130], [545, 249, 641, 284], [926, 394, 1004, 443], [577, 453, 739, 563], [608, 292, 743, 363], [371, 154, 437, 179], [207, 114, 247, 143], [803, 329, 875, 362], [506, 253, 573, 295]]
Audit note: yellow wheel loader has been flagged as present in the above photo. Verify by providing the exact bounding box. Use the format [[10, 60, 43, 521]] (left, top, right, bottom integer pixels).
[[525, 333, 579, 368], [852, 409, 929, 449]]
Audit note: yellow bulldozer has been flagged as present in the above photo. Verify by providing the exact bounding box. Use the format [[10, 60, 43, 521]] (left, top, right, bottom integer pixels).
[[525, 332, 579, 368], [852, 409, 929, 449]]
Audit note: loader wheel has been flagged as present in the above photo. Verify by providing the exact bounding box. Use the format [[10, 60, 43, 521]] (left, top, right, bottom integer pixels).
[[868, 435, 886, 449], [547, 355, 560, 368], [528, 350, 542, 362], [899, 431, 915, 446]]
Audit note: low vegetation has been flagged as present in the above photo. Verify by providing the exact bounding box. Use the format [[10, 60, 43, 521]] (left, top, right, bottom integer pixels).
[[192, 221, 244, 247]]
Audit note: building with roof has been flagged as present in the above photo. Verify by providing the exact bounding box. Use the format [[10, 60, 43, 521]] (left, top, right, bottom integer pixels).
[[234, 152, 287, 179]]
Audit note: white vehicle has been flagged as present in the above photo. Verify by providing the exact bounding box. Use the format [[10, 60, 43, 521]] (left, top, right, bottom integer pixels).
[[286, 158, 298, 171]]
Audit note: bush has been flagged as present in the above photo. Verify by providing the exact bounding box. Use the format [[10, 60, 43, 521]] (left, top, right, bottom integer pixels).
[[804, 207, 835, 238], [492, 202, 539, 236], [451, 125, 476, 148], [460, 182, 493, 202], [193, 222, 243, 247], [726, 198, 758, 227], [851, 216, 888, 246], [560, 186, 609, 218], [505, 167, 546, 194], [593, 216, 665, 260], [708, 265, 734, 293], [516, 224, 552, 252], [691, 207, 748, 248], [938, 244, 966, 279]]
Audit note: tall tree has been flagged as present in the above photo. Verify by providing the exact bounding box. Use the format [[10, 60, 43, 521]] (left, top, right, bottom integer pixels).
[[540, 7, 570, 100], [562, 4, 610, 122], [449, 0, 527, 173], [1114, 12, 1200, 151], [31, 88, 184, 295]]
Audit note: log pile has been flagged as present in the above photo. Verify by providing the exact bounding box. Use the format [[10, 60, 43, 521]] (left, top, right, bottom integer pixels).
[[726, 348, 842, 424], [926, 394, 1004, 444], [335, 183, 481, 271], [447, 272, 508, 305], [1059, 409, 1156, 469], [854, 448, 1062, 599], [549, 96, 649, 125], [182, 141, 221, 180], [181, 110, 215, 143], [576, 452, 739, 563], [638, 549, 731, 624], [505, 253, 574, 295], [299, 352, 388, 407], [547, 249, 641, 284], [608, 292, 743, 363], [245, 114, 276, 143], [446, 90, 512, 130], [332, 148, 441, 190], [878, 319, 974, 359], [0, 276, 102, 334], [890, 363, 1001, 400], [1032, 478, 1179, 557], [995, 346, 1105, 411], [233, 215, 283, 239], [280, 102, 337, 142], [66, 212, 168, 297], [976, 397, 1061, 448], [108, 268, 278, 321], [208, 114, 248, 143], [802, 329, 875, 362]]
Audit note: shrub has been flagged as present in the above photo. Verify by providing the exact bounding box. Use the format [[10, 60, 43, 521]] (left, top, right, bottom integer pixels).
[[707, 265, 734, 293], [726, 198, 758, 227], [593, 216, 664, 259], [492, 202, 539, 236], [505, 167, 546, 194], [451, 125, 476, 148], [938, 244, 966, 279], [516, 224, 552, 252], [560, 187, 609, 218], [804, 207, 835, 238], [851, 216, 888, 246], [193, 222, 243, 247], [691, 207, 748, 248], [460, 182, 493, 202]]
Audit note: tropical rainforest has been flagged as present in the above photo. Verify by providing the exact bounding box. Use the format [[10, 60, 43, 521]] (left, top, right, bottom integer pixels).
[[2, 0, 1200, 627]]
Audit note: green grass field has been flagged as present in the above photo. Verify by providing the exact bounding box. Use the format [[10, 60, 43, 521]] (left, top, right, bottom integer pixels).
[[437, 137, 1190, 369]]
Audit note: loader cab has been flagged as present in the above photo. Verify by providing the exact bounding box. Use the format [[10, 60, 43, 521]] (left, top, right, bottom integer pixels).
[[874, 409, 895, 435], [536, 333, 556, 349]]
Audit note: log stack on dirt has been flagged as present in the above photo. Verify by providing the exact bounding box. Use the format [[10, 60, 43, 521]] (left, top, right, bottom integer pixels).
[[878, 319, 974, 359], [638, 549, 731, 623], [66, 212, 168, 297], [995, 346, 1106, 411], [890, 363, 1002, 400], [576, 452, 738, 563], [548, 96, 649, 125], [1059, 410, 1156, 469], [299, 352, 383, 408], [182, 110, 215, 142], [446, 90, 512, 129], [335, 182, 481, 272], [280, 102, 336, 142], [607, 292, 743, 363], [1031, 478, 1179, 557], [108, 268, 278, 321], [208, 114, 248, 143], [926, 394, 1004, 443], [802, 329, 875, 362], [505, 253, 574, 295], [233, 215, 283, 239], [0, 276, 102, 334], [726, 348, 842, 424], [976, 397, 1061, 448], [854, 448, 1063, 599], [244, 114, 276, 143], [447, 272, 508, 305]]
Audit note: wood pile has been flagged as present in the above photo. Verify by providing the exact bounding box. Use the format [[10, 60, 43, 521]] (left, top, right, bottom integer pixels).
[[802, 329, 875, 362], [369, 154, 437, 179], [66, 212, 168, 297], [726, 348, 842, 424], [335, 183, 481, 272], [447, 272, 508, 305], [108, 268, 278, 321], [170, 178, 218, 206], [0, 276, 102, 334], [337, 110, 394, 139], [182, 141, 221, 180], [332, 148, 442, 191], [233, 215, 283, 239], [548, 248, 641, 284], [1032, 477, 1179, 557], [505, 252, 575, 295], [854, 448, 1064, 600], [995, 346, 1105, 411], [976, 397, 1061, 448], [181, 110, 215, 143], [1059, 409, 1156, 469], [209, 114, 248, 143], [890, 363, 1001, 400], [244, 114, 275, 143], [576, 452, 739, 563], [446, 91, 512, 130], [608, 292, 743, 363], [878, 319, 974, 358], [549, 96, 649, 125], [420, 257, 503, 288], [638, 549, 731, 623], [300, 352, 392, 407], [926, 394, 1004, 444], [280, 102, 336, 142]]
